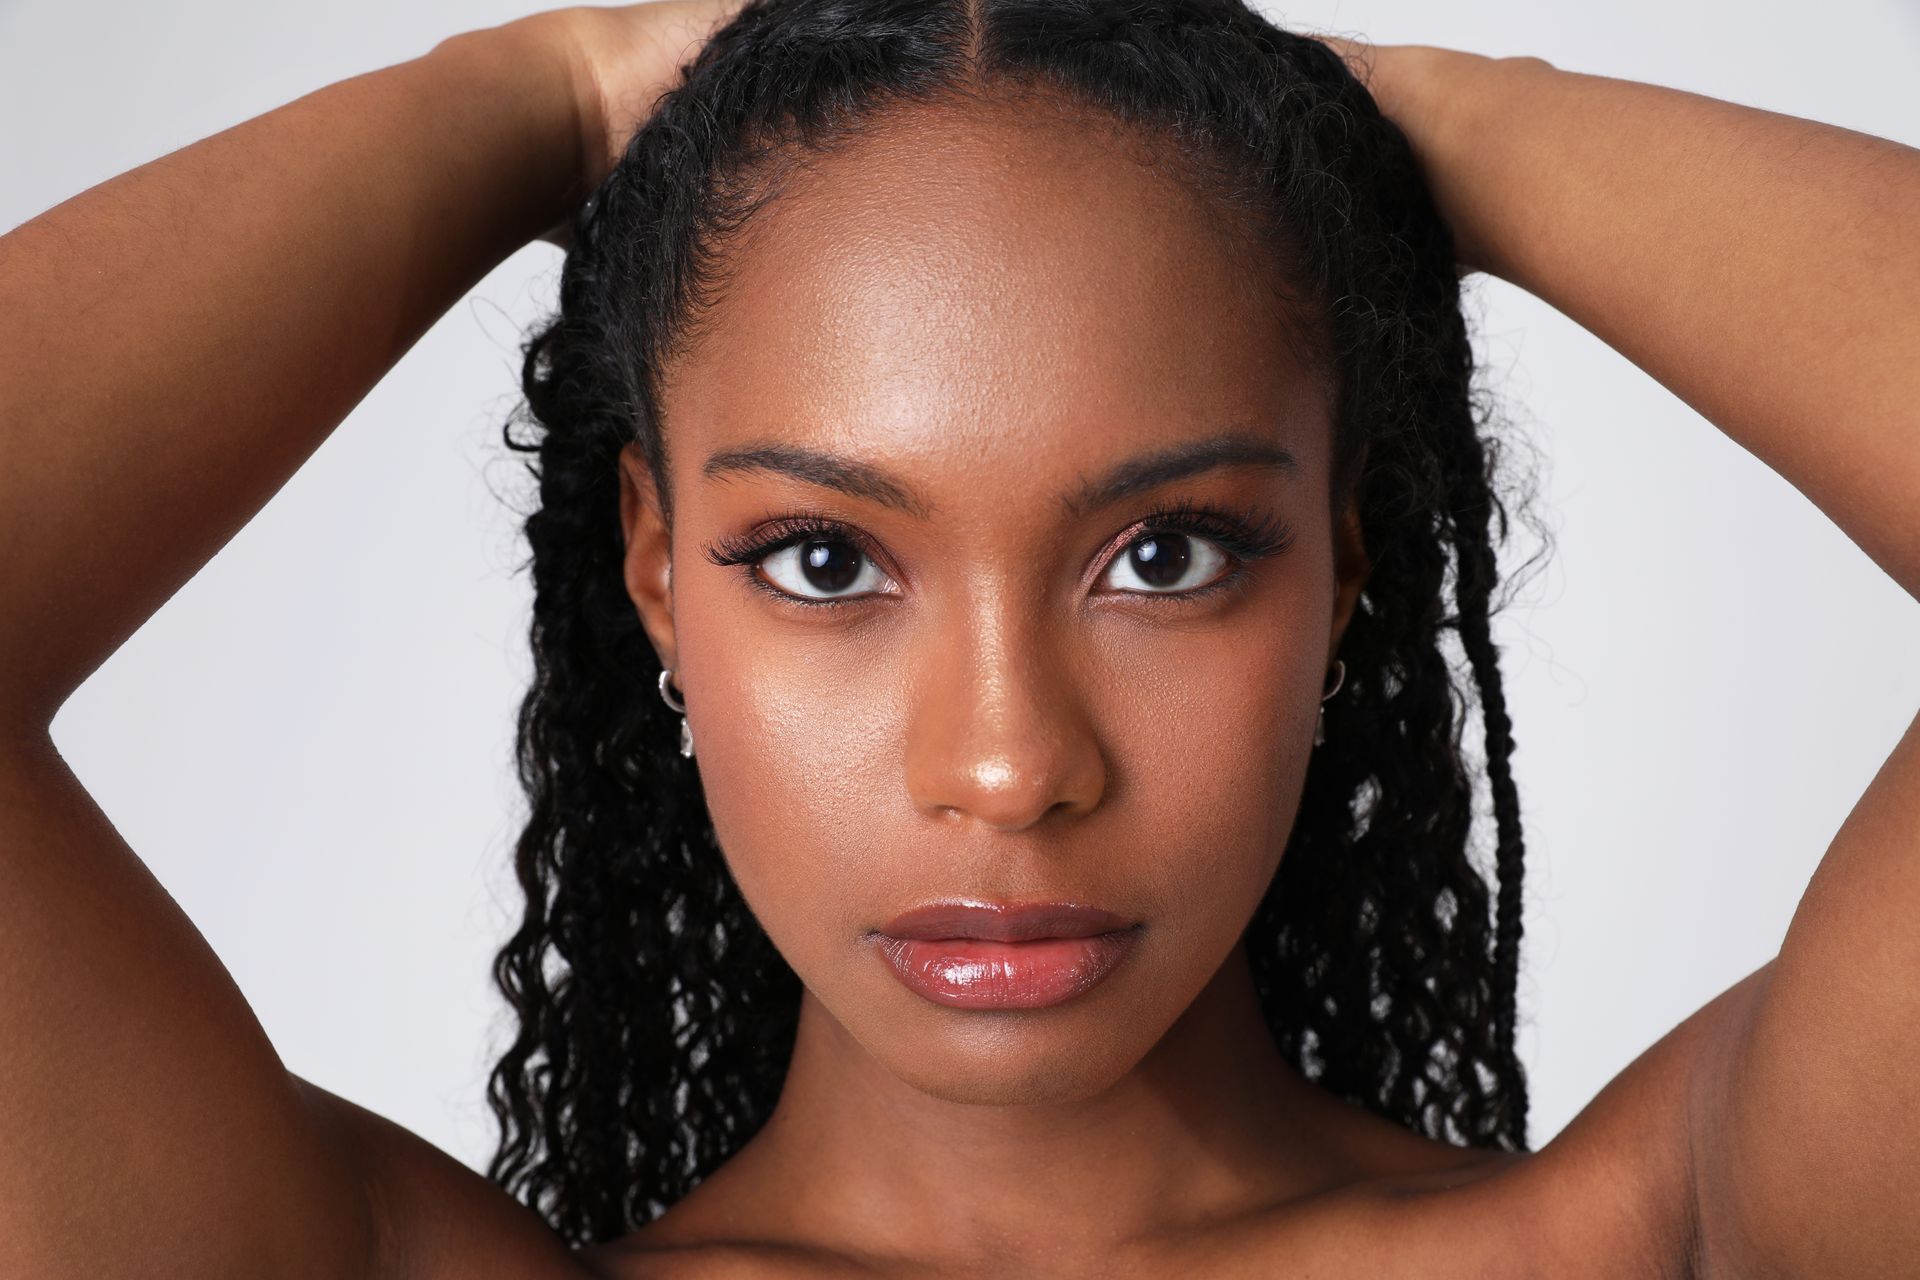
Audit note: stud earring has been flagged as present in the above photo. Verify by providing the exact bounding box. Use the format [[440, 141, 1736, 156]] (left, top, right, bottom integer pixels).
[[1313, 658, 1346, 748], [658, 668, 694, 759]]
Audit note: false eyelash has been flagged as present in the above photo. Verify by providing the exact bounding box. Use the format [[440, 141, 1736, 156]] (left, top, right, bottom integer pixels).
[[700, 498, 1297, 609], [702, 513, 900, 612], [703, 513, 888, 571], [1122, 496, 1297, 565]]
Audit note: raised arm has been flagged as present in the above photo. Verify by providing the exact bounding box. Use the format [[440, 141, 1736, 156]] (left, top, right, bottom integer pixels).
[[0, 24, 584, 730], [1343, 43, 1920, 1275], [0, 5, 730, 1275]]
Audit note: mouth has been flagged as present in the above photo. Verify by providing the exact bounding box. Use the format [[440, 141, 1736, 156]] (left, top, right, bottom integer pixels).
[[870, 900, 1142, 1009]]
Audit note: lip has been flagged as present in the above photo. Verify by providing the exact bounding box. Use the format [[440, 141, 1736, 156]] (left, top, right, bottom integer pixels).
[[872, 901, 1141, 1010]]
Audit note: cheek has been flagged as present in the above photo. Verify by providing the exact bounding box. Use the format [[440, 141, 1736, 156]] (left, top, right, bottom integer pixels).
[[672, 596, 907, 971], [1082, 607, 1321, 952], [678, 587, 1323, 987], [672, 562, 1330, 1102]]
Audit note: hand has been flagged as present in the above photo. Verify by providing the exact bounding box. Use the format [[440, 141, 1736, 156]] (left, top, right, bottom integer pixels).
[[501, 0, 751, 248], [1309, 33, 1516, 276]]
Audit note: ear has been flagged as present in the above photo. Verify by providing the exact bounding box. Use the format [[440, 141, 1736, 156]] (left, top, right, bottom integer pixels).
[[1328, 494, 1371, 662], [617, 441, 678, 673]]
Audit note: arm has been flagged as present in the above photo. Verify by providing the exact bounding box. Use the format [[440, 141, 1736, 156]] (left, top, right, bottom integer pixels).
[[0, 23, 586, 730], [1346, 45, 1920, 1274], [0, 5, 728, 1274]]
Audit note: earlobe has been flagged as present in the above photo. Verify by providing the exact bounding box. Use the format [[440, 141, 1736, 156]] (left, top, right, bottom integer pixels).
[[616, 442, 679, 671]]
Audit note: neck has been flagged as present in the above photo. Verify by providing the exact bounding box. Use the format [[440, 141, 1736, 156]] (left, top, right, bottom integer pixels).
[[679, 942, 1378, 1270]]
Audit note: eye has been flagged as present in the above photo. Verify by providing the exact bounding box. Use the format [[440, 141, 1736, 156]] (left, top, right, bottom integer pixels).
[[704, 500, 1295, 610], [1101, 530, 1231, 595], [1094, 499, 1296, 599], [702, 515, 901, 608], [759, 535, 893, 602]]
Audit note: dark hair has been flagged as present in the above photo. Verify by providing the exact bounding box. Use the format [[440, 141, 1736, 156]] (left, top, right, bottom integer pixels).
[[488, 0, 1542, 1247]]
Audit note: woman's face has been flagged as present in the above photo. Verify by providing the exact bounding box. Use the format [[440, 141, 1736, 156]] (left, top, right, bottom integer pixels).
[[619, 97, 1368, 1107]]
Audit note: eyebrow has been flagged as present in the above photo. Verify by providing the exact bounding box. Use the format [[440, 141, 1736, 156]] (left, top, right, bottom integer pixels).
[[701, 431, 1298, 521]]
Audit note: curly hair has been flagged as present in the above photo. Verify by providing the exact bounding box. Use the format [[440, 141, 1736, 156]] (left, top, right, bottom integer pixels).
[[487, 0, 1544, 1247]]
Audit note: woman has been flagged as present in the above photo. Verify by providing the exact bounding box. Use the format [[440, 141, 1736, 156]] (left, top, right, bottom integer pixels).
[[2, 0, 1914, 1274]]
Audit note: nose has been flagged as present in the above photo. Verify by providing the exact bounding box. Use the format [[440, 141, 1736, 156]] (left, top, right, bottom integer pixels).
[[903, 590, 1108, 832]]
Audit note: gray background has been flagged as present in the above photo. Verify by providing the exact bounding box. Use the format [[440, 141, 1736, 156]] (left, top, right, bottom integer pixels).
[[6, 0, 1918, 1169]]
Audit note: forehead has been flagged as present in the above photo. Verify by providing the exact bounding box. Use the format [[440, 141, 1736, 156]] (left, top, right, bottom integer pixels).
[[654, 94, 1330, 514]]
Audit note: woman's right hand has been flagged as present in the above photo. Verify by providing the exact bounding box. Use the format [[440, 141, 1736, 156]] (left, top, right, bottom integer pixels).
[[492, 0, 751, 248]]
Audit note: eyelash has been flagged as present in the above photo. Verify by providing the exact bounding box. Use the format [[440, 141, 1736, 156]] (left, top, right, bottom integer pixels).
[[701, 498, 1296, 611]]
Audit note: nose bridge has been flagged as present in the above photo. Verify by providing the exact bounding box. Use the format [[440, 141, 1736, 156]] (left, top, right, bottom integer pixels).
[[904, 576, 1106, 832]]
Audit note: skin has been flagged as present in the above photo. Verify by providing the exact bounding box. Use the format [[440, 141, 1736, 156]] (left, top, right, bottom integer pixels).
[[0, 3, 1915, 1278], [606, 90, 1409, 1273]]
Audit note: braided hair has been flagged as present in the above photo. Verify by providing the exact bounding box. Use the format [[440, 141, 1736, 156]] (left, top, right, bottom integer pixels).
[[488, 0, 1543, 1246]]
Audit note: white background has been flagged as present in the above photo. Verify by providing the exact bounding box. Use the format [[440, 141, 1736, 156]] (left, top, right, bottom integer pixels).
[[5, 0, 1917, 1171]]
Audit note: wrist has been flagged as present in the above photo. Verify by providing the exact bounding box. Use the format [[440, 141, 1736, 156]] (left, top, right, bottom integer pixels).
[[1395, 49, 1561, 279], [425, 17, 594, 244]]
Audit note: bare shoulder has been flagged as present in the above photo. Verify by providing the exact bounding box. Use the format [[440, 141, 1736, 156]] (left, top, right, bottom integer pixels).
[[582, 1236, 871, 1280], [1230, 970, 1770, 1280], [305, 1081, 608, 1280], [571, 978, 1765, 1280], [1359, 965, 1769, 1280]]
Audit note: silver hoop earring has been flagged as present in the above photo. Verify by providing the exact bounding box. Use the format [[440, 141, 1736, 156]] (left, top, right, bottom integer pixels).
[[1313, 658, 1346, 748], [658, 668, 694, 759]]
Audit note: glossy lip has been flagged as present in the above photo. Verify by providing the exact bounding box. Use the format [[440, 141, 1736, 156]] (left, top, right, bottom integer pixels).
[[870, 901, 1142, 1010]]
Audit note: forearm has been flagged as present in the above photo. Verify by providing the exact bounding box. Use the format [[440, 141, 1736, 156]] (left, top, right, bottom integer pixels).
[[0, 22, 584, 730], [1379, 51, 1920, 598]]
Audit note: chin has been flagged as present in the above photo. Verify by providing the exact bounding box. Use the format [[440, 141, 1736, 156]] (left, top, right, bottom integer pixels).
[[861, 1005, 1162, 1108], [890, 1048, 1131, 1108]]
